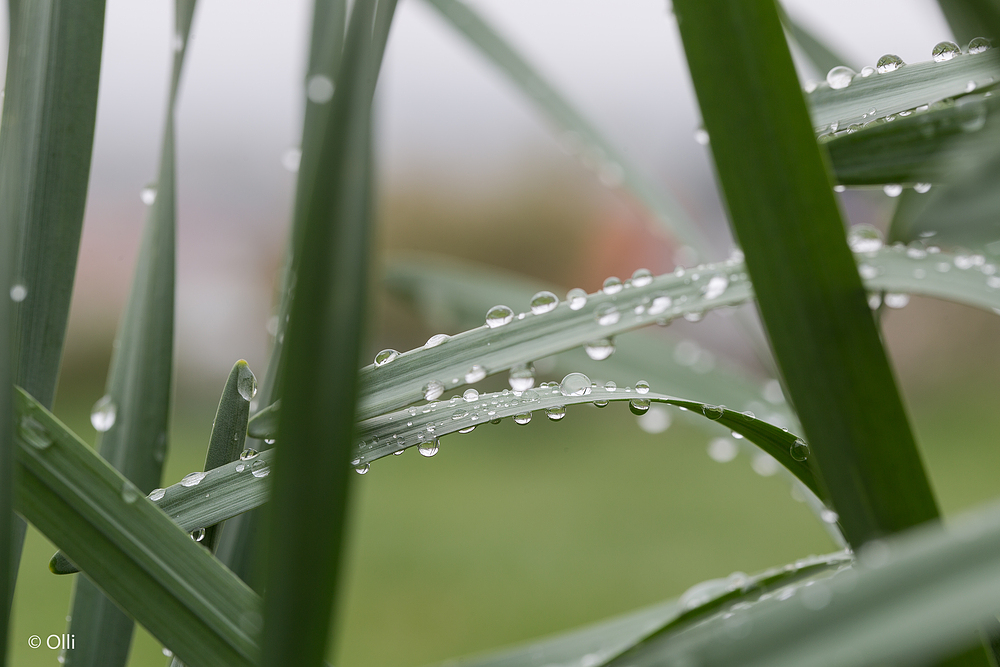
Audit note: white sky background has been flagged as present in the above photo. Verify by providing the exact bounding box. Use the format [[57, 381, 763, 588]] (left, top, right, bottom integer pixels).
[[2, 0, 957, 389]]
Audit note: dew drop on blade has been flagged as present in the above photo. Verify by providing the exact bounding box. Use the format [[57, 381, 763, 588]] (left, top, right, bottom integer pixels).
[[240, 448, 259, 461], [968, 37, 992, 54], [790, 438, 809, 462], [190, 528, 206, 542], [631, 268, 653, 287], [875, 54, 903, 73], [90, 395, 117, 432], [485, 305, 514, 328], [529, 290, 558, 314], [584, 338, 615, 361], [463, 388, 479, 402], [465, 365, 487, 383], [629, 399, 650, 415], [424, 333, 449, 349], [566, 288, 588, 310], [237, 365, 257, 401], [635, 380, 650, 394], [417, 435, 439, 457], [423, 380, 444, 401], [602, 276, 623, 295], [148, 488, 165, 501], [702, 404, 724, 420], [560, 372, 592, 397], [180, 471, 207, 487], [826, 65, 855, 89], [354, 463, 370, 475], [374, 349, 398, 367], [546, 405, 566, 421], [251, 459, 270, 477], [931, 41, 960, 62], [509, 364, 535, 391], [9, 284, 26, 302], [846, 225, 883, 253]]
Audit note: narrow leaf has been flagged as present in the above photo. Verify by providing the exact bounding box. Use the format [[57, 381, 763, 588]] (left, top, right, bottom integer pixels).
[[673, 0, 937, 545], [421, 0, 711, 254], [262, 1, 396, 665], [65, 2, 196, 664], [14, 389, 259, 667]]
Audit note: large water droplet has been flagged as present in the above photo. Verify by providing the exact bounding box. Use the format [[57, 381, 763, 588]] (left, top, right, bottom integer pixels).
[[968, 37, 992, 54], [566, 288, 588, 310], [463, 388, 479, 402], [190, 528, 206, 542], [875, 54, 903, 73], [90, 395, 117, 432], [9, 284, 26, 302], [932, 41, 960, 62], [485, 305, 514, 328], [826, 66, 855, 89], [584, 338, 615, 361], [180, 471, 208, 487], [240, 448, 259, 461], [251, 459, 270, 477], [465, 365, 487, 383], [354, 463, 370, 475], [423, 380, 444, 401], [883, 293, 910, 309], [635, 380, 650, 394], [914, 182, 932, 194], [847, 225, 883, 253], [237, 365, 257, 401], [708, 438, 738, 462], [629, 398, 650, 415], [417, 434, 439, 457], [530, 290, 558, 314], [631, 268, 653, 287], [560, 372, 592, 397], [595, 304, 620, 326], [513, 412, 532, 425], [374, 349, 399, 367], [424, 333, 450, 349], [702, 275, 729, 300], [509, 364, 535, 391], [702, 404, 724, 420], [306, 74, 335, 103], [602, 277, 623, 295], [790, 438, 809, 461], [546, 405, 566, 421], [883, 184, 903, 197], [149, 488, 166, 501]]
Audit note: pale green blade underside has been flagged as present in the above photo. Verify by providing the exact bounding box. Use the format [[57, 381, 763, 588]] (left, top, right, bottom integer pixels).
[[13, 389, 259, 667]]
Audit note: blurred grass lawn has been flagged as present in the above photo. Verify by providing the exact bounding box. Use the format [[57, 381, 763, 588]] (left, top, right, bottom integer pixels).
[[10, 301, 1000, 667]]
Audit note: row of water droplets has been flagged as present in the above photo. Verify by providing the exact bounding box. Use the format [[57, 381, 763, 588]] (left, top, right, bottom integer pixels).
[[371, 257, 750, 406], [821, 39, 991, 93], [847, 224, 1000, 311]]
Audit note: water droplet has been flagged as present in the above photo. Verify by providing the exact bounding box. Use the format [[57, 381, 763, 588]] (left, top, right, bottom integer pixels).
[[560, 372, 593, 397], [883, 184, 903, 197], [90, 395, 117, 432], [593, 399, 609, 408], [821, 508, 839, 524], [914, 182, 931, 193], [417, 434, 439, 456], [860, 66, 875, 77], [790, 438, 809, 461], [180, 471, 207, 487], [694, 128, 709, 145], [604, 381, 617, 392], [240, 448, 259, 461], [868, 293, 882, 310], [883, 293, 910, 309], [859, 264, 878, 280], [424, 333, 450, 349], [602, 276, 623, 295], [121, 482, 140, 504], [307, 74, 334, 103], [631, 268, 653, 287], [702, 404, 724, 420], [584, 337, 615, 361], [374, 349, 399, 366], [702, 274, 728, 300], [190, 528, 206, 542], [9, 284, 26, 302], [546, 405, 566, 421], [968, 37, 992, 54], [875, 54, 904, 74], [635, 380, 650, 394], [463, 388, 479, 402], [458, 424, 476, 434], [423, 380, 444, 401], [485, 305, 514, 328], [149, 488, 165, 501], [648, 293, 672, 315], [512, 412, 531, 425], [847, 225, 883, 253], [162, 648, 173, 657], [465, 365, 486, 383], [354, 463, 370, 475], [629, 398, 650, 415], [140, 185, 157, 205], [932, 41, 960, 62], [237, 366, 257, 401], [509, 364, 535, 391], [566, 288, 588, 310], [752, 452, 779, 476], [595, 304, 620, 326], [530, 290, 558, 314], [826, 66, 855, 89], [251, 459, 270, 477], [708, 438, 738, 462], [281, 147, 301, 172]]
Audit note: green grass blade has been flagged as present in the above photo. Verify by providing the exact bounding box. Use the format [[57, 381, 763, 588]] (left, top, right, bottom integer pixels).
[[0, 0, 107, 616], [936, 0, 1000, 44], [421, 0, 711, 254], [14, 389, 259, 667], [606, 499, 1000, 667], [806, 50, 1000, 132], [825, 91, 999, 186], [0, 117, 12, 667], [673, 0, 937, 545], [777, 3, 853, 75], [262, 1, 396, 665], [65, 2, 196, 664]]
